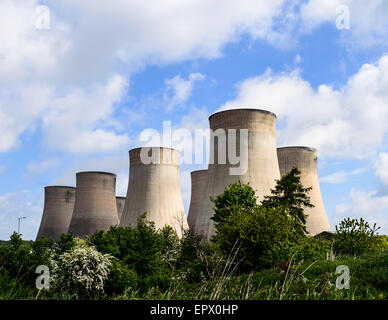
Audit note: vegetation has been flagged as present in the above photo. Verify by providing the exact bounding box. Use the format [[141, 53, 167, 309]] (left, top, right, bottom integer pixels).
[[0, 168, 387, 300]]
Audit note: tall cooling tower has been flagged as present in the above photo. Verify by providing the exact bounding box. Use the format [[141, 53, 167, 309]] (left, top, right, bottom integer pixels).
[[187, 170, 208, 233], [120, 147, 188, 237], [277, 146, 331, 235], [116, 196, 126, 222], [36, 186, 76, 241], [195, 108, 281, 241], [68, 172, 119, 238]]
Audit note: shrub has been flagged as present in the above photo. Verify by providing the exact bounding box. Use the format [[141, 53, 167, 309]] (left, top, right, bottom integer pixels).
[[87, 216, 179, 293], [213, 204, 305, 271], [0, 232, 54, 286], [334, 218, 382, 256], [105, 260, 137, 296], [50, 239, 113, 299]]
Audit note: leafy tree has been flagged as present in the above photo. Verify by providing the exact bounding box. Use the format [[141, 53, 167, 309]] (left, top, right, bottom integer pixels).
[[210, 180, 257, 225], [334, 218, 383, 256], [262, 167, 313, 234], [87, 215, 179, 293]]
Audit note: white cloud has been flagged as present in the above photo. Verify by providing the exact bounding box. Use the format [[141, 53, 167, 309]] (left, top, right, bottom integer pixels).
[[51, 155, 129, 196], [374, 152, 388, 188], [300, 0, 388, 47], [321, 168, 368, 184], [335, 188, 388, 234], [164, 73, 205, 111], [221, 54, 388, 159], [26, 158, 61, 175]]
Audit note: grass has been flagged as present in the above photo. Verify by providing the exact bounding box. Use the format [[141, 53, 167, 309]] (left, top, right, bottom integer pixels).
[[1, 247, 387, 300], [115, 249, 388, 300]]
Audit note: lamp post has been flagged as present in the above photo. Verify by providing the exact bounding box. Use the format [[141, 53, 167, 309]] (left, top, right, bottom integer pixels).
[[18, 216, 27, 234]]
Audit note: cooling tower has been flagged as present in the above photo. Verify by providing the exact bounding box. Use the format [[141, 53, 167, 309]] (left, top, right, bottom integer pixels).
[[116, 196, 126, 222], [36, 186, 76, 241], [187, 170, 208, 233], [68, 172, 119, 238], [120, 147, 188, 237], [277, 146, 331, 235], [195, 108, 281, 241]]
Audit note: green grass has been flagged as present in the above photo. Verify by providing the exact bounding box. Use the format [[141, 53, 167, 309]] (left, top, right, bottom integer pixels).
[[2, 249, 387, 300], [115, 249, 388, 300]]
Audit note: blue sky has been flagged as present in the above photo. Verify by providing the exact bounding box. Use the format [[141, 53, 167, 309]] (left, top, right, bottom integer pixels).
[[1, 0, 388, 239]]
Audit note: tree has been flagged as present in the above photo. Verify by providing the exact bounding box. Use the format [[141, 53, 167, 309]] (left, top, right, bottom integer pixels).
[[261, 167, 313, 234], [334, 218, 382, 255], [210, 180, 257, 225]]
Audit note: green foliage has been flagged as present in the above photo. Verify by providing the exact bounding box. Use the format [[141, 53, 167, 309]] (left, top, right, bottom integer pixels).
[[87, 216, 180, 294], [55, 232, 76, 254], [262, 167, 313, 234], [210, 180, 257, 225], [212, 204, 304, 271], [0, 232, 53, 286], [105, 260, 137, 296], [50, 238, 113, 299], [334, 218, 382, 256]]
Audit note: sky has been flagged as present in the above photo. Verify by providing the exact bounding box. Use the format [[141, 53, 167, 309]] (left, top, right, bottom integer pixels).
[[1, 0, 388, 239]]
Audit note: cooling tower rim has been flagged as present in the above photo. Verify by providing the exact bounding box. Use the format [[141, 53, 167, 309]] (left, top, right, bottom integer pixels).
[[209, 108, 277, 120], [44, 185, 76, 190], [277, 146, 317, 153], [191, 169, 208, 175], [76, 171, 117, 177], [129, 146, 180, 153]]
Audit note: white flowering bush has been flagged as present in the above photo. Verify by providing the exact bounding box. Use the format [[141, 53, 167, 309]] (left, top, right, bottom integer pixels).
[[50, 238, 113, 299]]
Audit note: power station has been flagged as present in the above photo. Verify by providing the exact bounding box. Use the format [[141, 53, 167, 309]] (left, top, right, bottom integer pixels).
[[36, 186, 76, 241], [277, 146, 331, 235], [68, 171, 119, 238], [120, 147, 188, 237], [194, 109, 281, 241], [187, 169, 207, 233], [116, 196, 126, 222], [34, 108, 332, 242]]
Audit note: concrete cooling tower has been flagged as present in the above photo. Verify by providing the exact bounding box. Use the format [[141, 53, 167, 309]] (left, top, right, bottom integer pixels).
[[36, 186, 76, 241], [187, 170, 208, 233], [120, 147, 188, 237], [277, 146, 331, 235], [195, 108, 281, 241], [68, 172, 119, 238], [116, 196, 126, 222]]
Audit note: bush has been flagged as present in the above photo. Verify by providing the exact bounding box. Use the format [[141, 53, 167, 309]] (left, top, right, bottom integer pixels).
[[50, 239, 113, 299], [87, 216, 180, 293], [105, 260, 137, 296], [213, 204, 305, 271], [0, 232, 54, 286], [334, 218, 383, 256]]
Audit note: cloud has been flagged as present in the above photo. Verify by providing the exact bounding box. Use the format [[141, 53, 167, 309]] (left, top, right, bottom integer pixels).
[[26, 158, 61, 175], [321, 168, 368, 184], [51, 155, 129, 196], [335, 188, 388, 234], [221, 54, 388, 159], [300, 0, 388, 47], [0, 74, 130, 154], [164, 73, 205, 111], [374, 152, 388, 188]]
